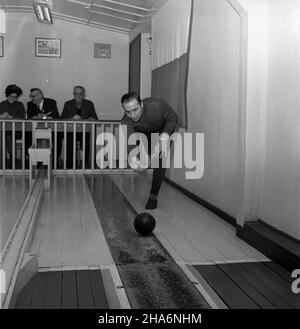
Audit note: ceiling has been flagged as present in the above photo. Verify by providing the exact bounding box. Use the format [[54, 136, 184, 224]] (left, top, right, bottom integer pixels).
[[0, 0, 168, 35]]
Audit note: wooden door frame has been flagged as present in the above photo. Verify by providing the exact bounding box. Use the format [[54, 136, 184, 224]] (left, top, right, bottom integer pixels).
[[129, 33, 141, 94]]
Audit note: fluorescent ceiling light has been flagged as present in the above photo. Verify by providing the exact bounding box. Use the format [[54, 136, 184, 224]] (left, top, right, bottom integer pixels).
[[37, 5, 44, 21], [44, 7, 52, 22], [33, 2, 53, 24]]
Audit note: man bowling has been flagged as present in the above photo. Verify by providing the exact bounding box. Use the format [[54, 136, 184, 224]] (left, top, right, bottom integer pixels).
[[121, 92, 178, 210]]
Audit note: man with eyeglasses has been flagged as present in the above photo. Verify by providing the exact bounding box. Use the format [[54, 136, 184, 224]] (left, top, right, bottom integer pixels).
[[27, 88, 59, 119], [61, 86, 98, 120], [60, 86, 98, 168]]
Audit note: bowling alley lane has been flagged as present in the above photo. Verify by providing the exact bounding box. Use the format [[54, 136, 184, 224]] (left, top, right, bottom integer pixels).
[[85, 175, 210, 309], [27, 175, 114, 269], [0, 175, 29, 252]]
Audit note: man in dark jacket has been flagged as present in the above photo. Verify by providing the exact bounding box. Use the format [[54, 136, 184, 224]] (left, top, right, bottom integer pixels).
[[121, 92, 178, 209], [27, 88, 59, 119], [61, 86, 98, 120], [26, 88, 60, 168], [60, 86, 98, 168]]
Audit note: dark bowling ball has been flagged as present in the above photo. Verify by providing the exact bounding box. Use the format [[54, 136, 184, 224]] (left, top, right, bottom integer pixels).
[[134, 212, 156, 236]]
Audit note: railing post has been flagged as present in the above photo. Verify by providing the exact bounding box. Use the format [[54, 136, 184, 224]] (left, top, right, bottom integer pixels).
[[73, 123, 76, 170], [22, 121, 25, 170], [83, 123, 86, 170], [54, 122, 57, 170], [110, 124, 114, 169], [91, 123, 95, 171], [63, 122, 67, 170], [12, 121, 15, 170], [2, 121, 5, 170]]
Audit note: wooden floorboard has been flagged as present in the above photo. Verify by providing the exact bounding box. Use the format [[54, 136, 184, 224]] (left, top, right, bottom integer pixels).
[[29, 176, 114, 269], [76, 270, 94, 309], [240, 262, 300, 308], [194, 262, 300, 309], [89, 270, 109, 309], [263, 261, 292, 283], [15, 274, 37, 309], [0, 175, 29, 251], [62, 271, 77, 309], [110, 174, 267, 263], [194, 265, 260, 309], [15, 270, 110, 309], [30, 272, 48, 309], [232, 263, 294, 309], [45, 271, 62, 309], [217, 263, 276, 309]]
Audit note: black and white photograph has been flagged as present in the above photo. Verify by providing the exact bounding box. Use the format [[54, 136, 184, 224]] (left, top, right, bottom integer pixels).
[[0, 0, 299, 325]]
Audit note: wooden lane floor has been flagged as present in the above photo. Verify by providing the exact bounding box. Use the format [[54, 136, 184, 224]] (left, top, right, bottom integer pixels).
[[15, 175, 128, 309], [109, 174, 300, 309], [192, 262, 300, 309], [28, 175, 114, 269], [85, 175, 210, 309], [13, 173, 299, 309], [15, 270, 109, 309], [0, 175, 29, 252], [110, 174, 268, 264]]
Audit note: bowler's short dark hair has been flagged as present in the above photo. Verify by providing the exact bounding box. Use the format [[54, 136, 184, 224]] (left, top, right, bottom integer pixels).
[[5, 84, 23, 97], [121, 92, 141, 106]]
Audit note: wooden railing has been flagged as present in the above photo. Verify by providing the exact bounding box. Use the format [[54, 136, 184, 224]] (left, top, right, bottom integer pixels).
[[0, 119, 122, 173]]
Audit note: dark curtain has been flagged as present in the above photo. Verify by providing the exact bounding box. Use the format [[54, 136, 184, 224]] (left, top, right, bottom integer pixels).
[[151, 54, 188, 128]]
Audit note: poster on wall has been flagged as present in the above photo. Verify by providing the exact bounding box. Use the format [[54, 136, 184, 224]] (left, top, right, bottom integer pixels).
[[94, 43, 111, 58], [35, 37, 61, 58], [0, 36, 3, 57]]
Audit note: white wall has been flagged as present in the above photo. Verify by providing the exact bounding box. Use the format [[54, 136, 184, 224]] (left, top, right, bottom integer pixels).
[[235, 0, 300, 240], [0, 12, 129, 119], [169, 0, 242, 219], [165, 0, 300, 240], [235, 0, 269, 226], [260, 0, 300, 239]]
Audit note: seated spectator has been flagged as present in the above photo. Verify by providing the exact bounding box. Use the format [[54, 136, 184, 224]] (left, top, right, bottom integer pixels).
[[60, 86, 98, 169], [61, 86, 98, 120], [0, 84, 25, 119], [0, 84, 25, 168], [27, 88, 60, 168], [27, 88, 59, 119]]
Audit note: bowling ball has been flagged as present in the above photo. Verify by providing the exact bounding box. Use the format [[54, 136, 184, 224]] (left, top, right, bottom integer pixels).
[[134, 212, 156, 236]]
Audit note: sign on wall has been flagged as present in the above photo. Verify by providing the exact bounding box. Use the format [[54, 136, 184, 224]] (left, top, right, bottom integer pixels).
[[94, 43, 111, 59], [0, 36, 3, 57], [35, 37, 61, 58]]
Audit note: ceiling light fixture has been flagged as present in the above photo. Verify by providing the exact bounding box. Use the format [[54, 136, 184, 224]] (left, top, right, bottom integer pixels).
[[33, 1, 53, 24]]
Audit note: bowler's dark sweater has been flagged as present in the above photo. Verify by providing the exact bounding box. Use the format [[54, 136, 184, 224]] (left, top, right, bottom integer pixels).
[[121, 98, 178, 199], [121, 98, 178, 138]]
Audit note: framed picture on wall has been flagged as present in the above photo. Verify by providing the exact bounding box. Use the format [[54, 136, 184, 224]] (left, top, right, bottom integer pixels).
[[94, 43, 111, 58], [35, 37, 61, 58], [0, 36, 3, 57]]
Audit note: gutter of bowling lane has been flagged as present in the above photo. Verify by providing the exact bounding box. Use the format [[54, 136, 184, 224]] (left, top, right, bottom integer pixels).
[[85, 174, 212, 309], [0, 169, 46, 309]]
